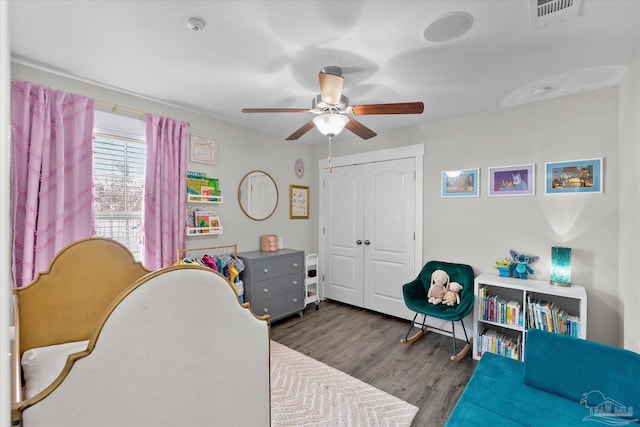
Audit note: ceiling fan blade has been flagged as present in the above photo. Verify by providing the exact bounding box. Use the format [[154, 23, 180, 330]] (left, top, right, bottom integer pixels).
[[286, 121, 316, 140], [319, 72, 344, 105], [351, 102, 424, 115], [345, 118, 377, 140], [242, 108, 309, 113]]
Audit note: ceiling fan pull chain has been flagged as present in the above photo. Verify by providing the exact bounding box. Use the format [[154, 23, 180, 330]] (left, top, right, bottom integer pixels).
[[328, 135, 333, 173]]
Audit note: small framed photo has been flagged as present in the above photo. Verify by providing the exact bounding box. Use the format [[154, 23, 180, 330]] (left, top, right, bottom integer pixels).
[[441, 168, 479, 198], [290, 185, 309, 219], [190, 135, 216, 165], [489, 164, 535, 196], [545, 158, 603, 194]]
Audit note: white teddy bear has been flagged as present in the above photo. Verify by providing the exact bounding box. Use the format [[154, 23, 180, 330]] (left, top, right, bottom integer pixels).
[[443, 281, 463, 306], [427, 269, 449, 305]]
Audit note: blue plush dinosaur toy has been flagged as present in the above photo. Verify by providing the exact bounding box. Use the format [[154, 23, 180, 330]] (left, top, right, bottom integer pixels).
[[509, 249, 539, 279]]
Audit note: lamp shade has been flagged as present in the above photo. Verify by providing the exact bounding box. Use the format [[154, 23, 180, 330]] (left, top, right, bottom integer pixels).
[[313, 114, 349, 136], [550, 246, 571, 286]]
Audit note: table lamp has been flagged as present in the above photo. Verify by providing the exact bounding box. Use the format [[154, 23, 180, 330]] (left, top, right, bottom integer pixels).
[[550, 246, 571, 286]]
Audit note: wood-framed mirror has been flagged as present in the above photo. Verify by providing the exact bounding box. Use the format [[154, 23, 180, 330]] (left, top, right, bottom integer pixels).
[[237, 170, 278, 221]]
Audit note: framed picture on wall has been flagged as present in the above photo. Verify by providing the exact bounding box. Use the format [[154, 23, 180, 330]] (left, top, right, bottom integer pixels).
[[190, 135, 216, 165], [545, 158, 603, 194], [489, 164, 535, 196], [290, 185, 309, 219], [441, 168, 480, 198]]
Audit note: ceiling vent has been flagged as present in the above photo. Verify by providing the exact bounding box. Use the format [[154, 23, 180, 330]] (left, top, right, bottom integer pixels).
[[531, 0, 583, 29]]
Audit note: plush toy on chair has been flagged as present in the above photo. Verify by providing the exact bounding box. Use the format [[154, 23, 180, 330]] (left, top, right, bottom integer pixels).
[[427, 269, 449, 305], [443, 282, 462, 306]]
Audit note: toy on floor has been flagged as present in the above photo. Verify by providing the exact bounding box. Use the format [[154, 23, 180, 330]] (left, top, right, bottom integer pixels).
[[509, 249, 539, 279], [428, 269, 449, 304], [443, 282, 463, 306]]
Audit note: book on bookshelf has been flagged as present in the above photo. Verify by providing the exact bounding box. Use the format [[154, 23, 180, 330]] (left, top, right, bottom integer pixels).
[[200, 186, 219, 201], [479, 286, 523, 327], [193, 210, 219, 233], [477, 328, 521, 360], [187, 172, 220, 201], [526, 296, 580, 337]]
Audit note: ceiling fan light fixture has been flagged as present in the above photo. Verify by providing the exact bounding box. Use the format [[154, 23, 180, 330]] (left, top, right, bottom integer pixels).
[[313, 114, 349, 136]]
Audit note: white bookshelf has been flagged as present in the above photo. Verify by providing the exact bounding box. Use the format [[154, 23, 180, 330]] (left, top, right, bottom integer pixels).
[[473, 273, 587, 361]]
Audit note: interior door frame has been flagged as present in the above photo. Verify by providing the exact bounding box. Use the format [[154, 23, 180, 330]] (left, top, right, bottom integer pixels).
[[318, 144, 424, 302]]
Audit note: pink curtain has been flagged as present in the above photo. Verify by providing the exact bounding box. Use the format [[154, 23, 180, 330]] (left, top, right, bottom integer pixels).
[[143, 113, 188, 269], [11, 80, 95, 287]]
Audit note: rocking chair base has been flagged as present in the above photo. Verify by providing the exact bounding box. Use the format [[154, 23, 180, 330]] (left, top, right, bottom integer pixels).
[[450, 337, 473, 361], [400, 327, 427, 344]]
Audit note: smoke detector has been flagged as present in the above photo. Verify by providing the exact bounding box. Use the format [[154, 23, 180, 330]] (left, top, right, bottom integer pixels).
[[187, 17, 206, 32], [531, 0, 583, 29]]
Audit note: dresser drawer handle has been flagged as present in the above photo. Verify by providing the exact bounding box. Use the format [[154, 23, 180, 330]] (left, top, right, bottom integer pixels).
[[263, 288, 269, 293], [292, 298, 298, 303], [292, 280, 298, 286], [292, 263, 298, 268], [263, 268, 269, 274], [263, 308, 269, 313]]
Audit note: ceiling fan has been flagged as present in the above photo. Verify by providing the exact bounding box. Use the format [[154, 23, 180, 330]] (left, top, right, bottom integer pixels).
[[241, 66, 424, 141]]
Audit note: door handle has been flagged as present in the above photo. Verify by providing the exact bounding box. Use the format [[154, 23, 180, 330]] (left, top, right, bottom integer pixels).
[[364, 240, 371, 245], [356, 240, 363, 245]]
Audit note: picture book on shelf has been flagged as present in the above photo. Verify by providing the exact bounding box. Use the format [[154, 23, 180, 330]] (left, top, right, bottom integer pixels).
[[193, 210, 220, 233], [187, 171, 220, 201], [526, 296, 580, 337]]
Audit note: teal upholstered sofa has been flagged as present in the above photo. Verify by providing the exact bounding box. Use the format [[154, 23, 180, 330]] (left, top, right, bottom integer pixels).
[[446, 328, 640, 426]]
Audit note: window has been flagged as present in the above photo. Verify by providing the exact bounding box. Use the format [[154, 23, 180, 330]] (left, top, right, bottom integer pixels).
[[93, 111, 146, 260]]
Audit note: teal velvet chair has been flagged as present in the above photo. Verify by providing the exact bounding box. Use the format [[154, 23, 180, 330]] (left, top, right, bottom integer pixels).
[[401, 260, 475, 361]]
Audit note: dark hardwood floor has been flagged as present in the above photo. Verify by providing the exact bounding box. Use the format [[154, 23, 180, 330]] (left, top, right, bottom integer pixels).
[[270, 300, 478, 427]]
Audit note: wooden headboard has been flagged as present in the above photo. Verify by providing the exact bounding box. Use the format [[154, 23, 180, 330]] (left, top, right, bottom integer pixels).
[[13, 238, 151, 357]]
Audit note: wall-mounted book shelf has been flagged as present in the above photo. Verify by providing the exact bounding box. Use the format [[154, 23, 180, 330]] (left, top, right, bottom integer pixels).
[[187, 194, 223, 203], [473, 273, 587, 362]]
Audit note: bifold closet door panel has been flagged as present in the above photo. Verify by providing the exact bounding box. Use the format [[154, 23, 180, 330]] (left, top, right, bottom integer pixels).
[[323, 166, 365, 307], [362, 158, 416, 321]]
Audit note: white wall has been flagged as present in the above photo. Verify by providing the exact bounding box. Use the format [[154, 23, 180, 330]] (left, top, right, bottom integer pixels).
[[618, 49, 640, 353], [319, 86, 622, 347], [11, 63, 318, 258]]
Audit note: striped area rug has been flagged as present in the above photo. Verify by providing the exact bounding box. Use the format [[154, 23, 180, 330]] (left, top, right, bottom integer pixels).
[[271, 341, 419, 427]]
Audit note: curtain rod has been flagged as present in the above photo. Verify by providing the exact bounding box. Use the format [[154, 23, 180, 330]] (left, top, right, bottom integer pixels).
[[12, 81, 190, 124], [95, 100, 191, 126], [95, 100, 147, 118]]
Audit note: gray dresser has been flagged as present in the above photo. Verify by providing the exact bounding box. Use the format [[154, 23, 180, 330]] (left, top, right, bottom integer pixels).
[[238, 249, 305, 322]]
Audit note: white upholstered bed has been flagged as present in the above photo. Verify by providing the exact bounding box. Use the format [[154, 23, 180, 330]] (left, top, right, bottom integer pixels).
[[11, 238, 271, 427]]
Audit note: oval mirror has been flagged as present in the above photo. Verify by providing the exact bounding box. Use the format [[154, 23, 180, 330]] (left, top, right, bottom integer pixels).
[[238, 170, 279, 221]]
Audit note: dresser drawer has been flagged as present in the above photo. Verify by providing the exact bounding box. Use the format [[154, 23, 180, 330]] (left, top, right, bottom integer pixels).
[[252, 255, 302, 280], [248, 273, 302, 303], [251, 289, 304, 321]]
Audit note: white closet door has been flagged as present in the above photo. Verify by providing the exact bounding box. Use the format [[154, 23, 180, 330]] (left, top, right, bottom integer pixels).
[[323, 165, 364, 307], [362, 158, 416, 319], [323, 157, 416, 319]]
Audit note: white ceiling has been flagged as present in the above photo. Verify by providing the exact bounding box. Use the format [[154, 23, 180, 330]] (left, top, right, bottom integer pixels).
[[9, 0, 640, 144]]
